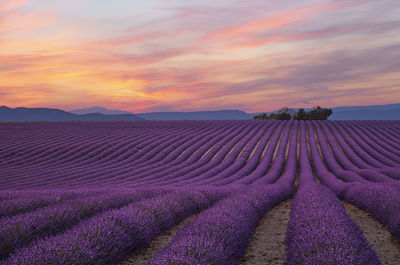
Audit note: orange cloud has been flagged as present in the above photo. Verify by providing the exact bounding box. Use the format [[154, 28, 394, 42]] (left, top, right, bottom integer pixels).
[[1, 0, 398, 112]]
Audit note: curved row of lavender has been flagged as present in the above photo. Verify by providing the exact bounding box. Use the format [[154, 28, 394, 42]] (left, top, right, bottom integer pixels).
[[284, 121, 381, 264], [0, 120, 399, 264]]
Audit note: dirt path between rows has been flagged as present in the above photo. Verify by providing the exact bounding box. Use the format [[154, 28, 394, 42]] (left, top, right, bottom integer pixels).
[[118, 199, 400, 265], [119, 214, 197, 265], [240, 200, 291, 265], [342, 201, 400, 265]]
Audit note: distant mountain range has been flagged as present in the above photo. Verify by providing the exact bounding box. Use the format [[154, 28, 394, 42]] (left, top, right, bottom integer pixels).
[[70, 106, 134, 115], [329, 106, 400, 120], [331, 103, 400, 112], [0, 106, 144, 121], [1, 103, 399, 121], [136, 110, 251, 120], [69, 107, 250, 120]]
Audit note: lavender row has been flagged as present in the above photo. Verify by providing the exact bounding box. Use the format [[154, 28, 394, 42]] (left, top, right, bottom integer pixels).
[[215, 121, 280, 185], [0, 122, 201, 187], [336, 122, 400, 179], [0, 121, 252, 189], [252, 120, 295, 185], [159, 122, 264, 185], [95, 122, 247, 186], [317, 122, 395, 182], [147, 130, 297, 265], [3, 188, 227, 265], [337, 121, 399, 167], [349, 122, 400, 158], [91, 120, 275, 187], [217, 120, 292, 186], [201, 120, 283, 186], [305, 122, 400, 246], [286, 121, 381, 264], [309, 122, 400, 186], [83, 122, 239, 187], [53, 122, 212, 185], [135, 122, 258, 186], [0, 190, 82, 218], [148, 186, 292, 265], [1, 122, 123, 166], [1, 120, 202, 180], [34, 122, 244, 188], [0, 189, 109, 204], [173, 122, 270, 185], [178, 122, 267, 185], [312, 121, 388, 183], [171, 120, 283, 186], [1, 120, 399, 189], [4, 123, 205, 188], [330, 122, 392, 169], [366, 121, 400, 146], [0, 121, 195, 165], [0, 188, 165, 259], [285, 183, 381, 264], [343, 184, 400, 241], [228, 121, 285, 185]]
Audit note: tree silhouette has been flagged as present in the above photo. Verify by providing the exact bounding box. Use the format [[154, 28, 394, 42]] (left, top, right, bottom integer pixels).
[[306, 106, 332, 120], [293, 108, 307, 120], [254, 106, 332, 120]]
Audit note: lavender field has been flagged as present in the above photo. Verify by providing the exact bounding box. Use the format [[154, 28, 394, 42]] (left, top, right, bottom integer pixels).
[[1, 120, 400, 265]]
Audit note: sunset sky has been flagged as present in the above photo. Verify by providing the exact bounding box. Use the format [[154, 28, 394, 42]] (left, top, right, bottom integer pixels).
[[1, 0, 400, 113]]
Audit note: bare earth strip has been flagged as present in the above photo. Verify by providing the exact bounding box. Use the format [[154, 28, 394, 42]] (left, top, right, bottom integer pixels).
[[119, 214, 198, 265], [342, 201, 400, 265], [240, 200, 291, 265]]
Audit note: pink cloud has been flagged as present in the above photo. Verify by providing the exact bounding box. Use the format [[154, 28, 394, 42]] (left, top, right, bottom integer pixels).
[[0, 0, 31, 11], [1, 0, 399, 112]]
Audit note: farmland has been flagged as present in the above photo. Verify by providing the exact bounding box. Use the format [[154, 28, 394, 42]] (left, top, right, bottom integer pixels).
[[0, 120, 400, 264]]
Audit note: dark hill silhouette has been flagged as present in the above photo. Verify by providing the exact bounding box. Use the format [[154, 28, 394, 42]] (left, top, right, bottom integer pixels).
[[332, 103, 400, 112], [136, 110, 251, 120], [329, 108, 400, 120], [328, 103, 400, 120], [70, 106, 134, 115], [0, 106, 144, 121], [2, 103, 399, 121], [68, 108, 252, 120]]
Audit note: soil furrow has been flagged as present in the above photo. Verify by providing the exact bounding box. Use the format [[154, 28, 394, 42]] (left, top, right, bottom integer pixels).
[[119, 214, 198, 265], [240, 200, 291, 265], [342, 201, 400, 265]]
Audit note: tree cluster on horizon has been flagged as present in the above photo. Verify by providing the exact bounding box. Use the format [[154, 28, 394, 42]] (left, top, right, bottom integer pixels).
[[253, 106, 332, 120]]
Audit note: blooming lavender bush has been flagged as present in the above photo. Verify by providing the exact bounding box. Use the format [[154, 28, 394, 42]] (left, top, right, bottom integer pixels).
[[0, 120, 399, 264], [0, 190, 79, 218], [148, 185, 290, 265], [285, 183, 381, 265], [0, 188, 163, 259], [344, 183, 400, 239], [2, 188, 227, 265]]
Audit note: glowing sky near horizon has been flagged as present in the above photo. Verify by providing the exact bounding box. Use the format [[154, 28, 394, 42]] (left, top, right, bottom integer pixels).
[[1, 0, 400, 112]]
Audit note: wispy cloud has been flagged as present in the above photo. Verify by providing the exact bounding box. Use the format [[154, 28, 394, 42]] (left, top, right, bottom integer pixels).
[[0, 0, 32, 11], [1, 0, 399, 112]]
